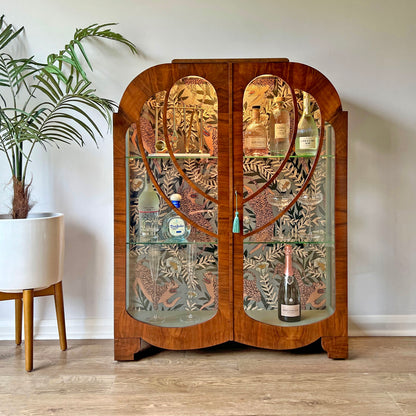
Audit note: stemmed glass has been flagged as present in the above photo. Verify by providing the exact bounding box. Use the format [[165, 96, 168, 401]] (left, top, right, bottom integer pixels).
[[146, 244, 165, 324], [181, 243, 197, 323], [268, 179, 292, 241], [298, 188, 323, 241]]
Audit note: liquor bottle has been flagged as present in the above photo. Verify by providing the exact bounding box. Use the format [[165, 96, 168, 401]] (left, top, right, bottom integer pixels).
[[162, 194, 191, 243], [244, 105, 268, 156], [269, 97, 290, 156], [278, 244, 301, 322], [138, 173, 160, 242], [295, 92, 319, 157]]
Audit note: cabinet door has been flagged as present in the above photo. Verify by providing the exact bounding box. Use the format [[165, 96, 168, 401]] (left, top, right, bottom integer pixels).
[[114, 63, 233, 353], [232, 62, 347, 352]]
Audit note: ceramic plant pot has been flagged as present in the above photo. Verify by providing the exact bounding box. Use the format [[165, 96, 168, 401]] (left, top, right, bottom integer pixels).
[[0, 213, 64, 291]]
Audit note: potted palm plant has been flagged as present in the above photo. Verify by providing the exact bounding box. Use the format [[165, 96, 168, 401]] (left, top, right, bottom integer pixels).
[[0, 16, 137, 291]]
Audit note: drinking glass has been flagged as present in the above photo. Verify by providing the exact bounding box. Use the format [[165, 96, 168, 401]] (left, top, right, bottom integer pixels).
[[181, 243, 197, 323], [146, 244, 165, 324], [268, 179, 293, 241], [298, 189, 323, 241]]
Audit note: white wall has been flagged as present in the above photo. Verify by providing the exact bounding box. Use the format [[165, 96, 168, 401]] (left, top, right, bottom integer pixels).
[[1, 0, 415, 339]]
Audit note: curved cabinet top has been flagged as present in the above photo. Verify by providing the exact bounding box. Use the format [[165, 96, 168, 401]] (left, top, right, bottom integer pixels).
[[117, 59, 343, 125]]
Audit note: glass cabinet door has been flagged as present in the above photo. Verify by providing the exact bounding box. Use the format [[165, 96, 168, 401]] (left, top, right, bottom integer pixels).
[[235, 70, 336, 330], [126, 76, 221, 327]]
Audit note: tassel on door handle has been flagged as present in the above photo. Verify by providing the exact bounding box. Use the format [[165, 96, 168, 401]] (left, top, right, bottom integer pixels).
[[232, 191, 240, 233]]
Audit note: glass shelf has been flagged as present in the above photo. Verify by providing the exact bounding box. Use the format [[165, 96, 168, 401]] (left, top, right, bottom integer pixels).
[[243, 154, 334, 160], [126, 309, 217, 328], [245, 307, 335, 327], [243, 239, 334, 246], [128, 154, 218, 160], [128, 240, 218, 246]]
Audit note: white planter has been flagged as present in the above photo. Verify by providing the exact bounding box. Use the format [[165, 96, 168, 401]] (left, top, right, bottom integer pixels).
[[0, 213, 64, 292]]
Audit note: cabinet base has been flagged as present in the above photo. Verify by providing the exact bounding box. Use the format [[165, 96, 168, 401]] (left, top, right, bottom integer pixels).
[[114, 337, 349, 361], [321, 336, 348, 359]]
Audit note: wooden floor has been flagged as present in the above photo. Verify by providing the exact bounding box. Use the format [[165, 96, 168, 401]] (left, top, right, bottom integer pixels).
[[0, 337, 415, 415]]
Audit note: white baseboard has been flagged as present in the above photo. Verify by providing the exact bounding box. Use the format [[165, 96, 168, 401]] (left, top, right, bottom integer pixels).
[[0, 318, 113, 340], [348, 315, 416, 336], [0, 315, 415, 340]]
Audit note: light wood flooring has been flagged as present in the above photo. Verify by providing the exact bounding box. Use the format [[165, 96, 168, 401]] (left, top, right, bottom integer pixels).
[[0, 337, 415, 415]]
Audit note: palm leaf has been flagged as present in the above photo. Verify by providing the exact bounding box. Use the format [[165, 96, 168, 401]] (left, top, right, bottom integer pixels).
[[0, 17, 139, 215]]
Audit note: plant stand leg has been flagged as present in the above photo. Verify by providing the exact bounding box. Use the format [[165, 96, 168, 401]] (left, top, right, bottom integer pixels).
[[23, 289, 34, 372], [54, 282, 67, 351], [15, 298, 22, 345]]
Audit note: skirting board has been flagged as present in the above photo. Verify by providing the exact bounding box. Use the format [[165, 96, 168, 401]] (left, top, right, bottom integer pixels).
[[0, 315, 415, 340], [0, 319, 113, 340]]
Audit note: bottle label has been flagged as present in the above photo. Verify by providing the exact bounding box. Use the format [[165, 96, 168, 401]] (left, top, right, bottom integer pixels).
[[299, 136, 317, 149], [168, 217, 186, 236], [275, 124, 288, 139], [138, 208, 158, 213], [280, 304, 300, 318], [247, 136, 267, 149]]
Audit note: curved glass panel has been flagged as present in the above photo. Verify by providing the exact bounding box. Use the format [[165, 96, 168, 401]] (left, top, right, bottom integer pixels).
[[242, 75, 334, 327]]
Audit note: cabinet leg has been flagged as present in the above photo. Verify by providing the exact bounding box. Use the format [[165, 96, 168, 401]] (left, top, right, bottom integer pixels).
[[114, 338, 144, 361], [321, 336, 348, 359], [114, 338, 161, 361]]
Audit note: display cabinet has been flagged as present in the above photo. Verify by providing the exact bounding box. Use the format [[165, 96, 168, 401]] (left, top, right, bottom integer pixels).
[[113, 59, 348, 360]]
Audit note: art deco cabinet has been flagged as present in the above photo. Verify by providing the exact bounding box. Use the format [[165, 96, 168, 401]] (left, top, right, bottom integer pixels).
[[113, 58, 348, 360]]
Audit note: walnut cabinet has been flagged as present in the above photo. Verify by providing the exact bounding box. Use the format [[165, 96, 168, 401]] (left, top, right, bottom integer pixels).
[[113, 58, 348, 360]]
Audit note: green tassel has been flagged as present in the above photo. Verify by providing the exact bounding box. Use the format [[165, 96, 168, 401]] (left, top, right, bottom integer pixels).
[[232, 191, 240, 233], [233, 211, 240, 233]]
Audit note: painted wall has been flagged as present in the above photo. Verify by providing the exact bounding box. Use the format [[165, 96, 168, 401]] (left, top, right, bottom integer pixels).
[[1, 0, 415, 338]]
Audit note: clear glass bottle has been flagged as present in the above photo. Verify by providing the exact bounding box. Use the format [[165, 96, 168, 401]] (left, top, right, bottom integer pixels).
[[244, 105, 268, 156], [269, 97, 290, 156], [295, 92, 319, 157], [137, 173, 160, 242], [162, 194, 191, 243], [278, 244, 301, 322]]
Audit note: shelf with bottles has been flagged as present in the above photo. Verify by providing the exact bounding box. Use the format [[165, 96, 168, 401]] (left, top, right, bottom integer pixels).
[[127, 241, 218, 328], [242, 74, 325, 157], [128, 157, 218, 243], [243, 242, 334, 327]]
